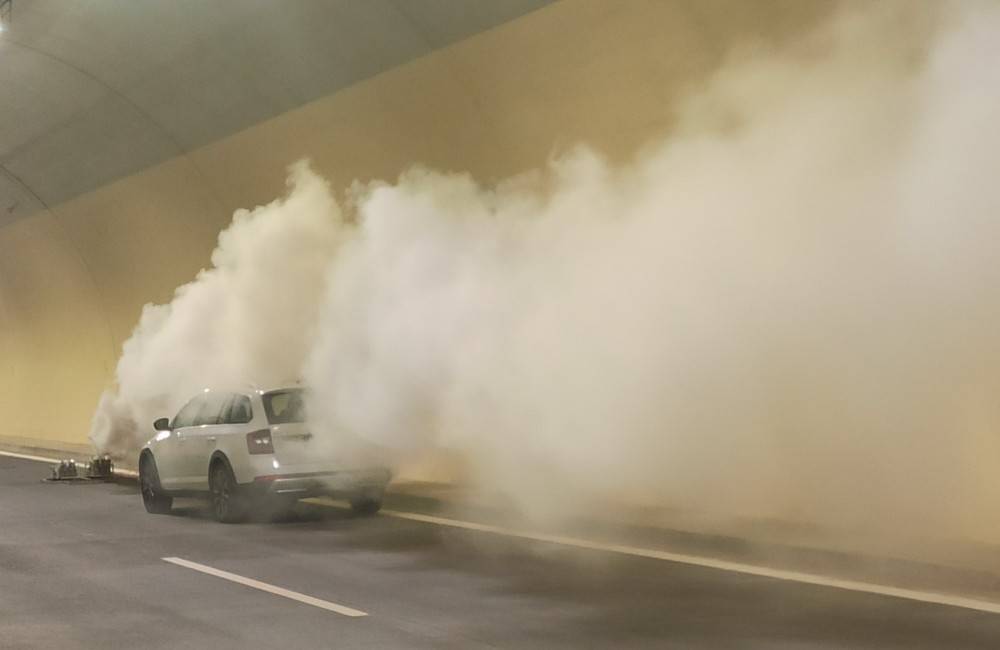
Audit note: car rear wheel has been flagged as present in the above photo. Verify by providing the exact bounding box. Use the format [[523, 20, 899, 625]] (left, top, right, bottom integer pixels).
[[209, 462, 247, 523], [139, 455, 173, 515]]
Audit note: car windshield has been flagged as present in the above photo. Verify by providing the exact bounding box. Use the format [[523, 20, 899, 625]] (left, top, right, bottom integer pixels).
[[262, 389, 306, 425]]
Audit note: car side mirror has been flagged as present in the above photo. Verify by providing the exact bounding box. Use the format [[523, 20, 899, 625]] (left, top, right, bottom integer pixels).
[[153, 417, 170, 431]]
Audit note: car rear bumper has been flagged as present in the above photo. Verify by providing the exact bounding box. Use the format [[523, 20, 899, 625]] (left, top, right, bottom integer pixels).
[[252, 467, 391, 498]]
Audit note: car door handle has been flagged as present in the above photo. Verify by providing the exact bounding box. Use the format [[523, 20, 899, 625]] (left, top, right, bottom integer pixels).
[[206, 436, 217, 442]]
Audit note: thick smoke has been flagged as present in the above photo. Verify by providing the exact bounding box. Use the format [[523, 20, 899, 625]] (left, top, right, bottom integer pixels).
[[94, 2, 1000, 543], [89, 162, 342, 455]]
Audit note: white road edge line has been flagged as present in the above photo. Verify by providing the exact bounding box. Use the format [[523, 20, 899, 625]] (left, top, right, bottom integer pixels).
[[162, 556, 368, 618], [370, 509, 1000, 617], [0, 449, 139, 477], [0, 450, 62, 464]]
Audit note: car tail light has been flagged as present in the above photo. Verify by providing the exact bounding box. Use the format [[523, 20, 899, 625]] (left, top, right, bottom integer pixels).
[[246, 429, 274, 455]]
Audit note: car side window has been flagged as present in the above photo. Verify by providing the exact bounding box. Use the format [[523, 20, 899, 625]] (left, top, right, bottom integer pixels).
[[194, 391, 230, 426], [223, 394, 253, 425], [172, 396, 203, 429]]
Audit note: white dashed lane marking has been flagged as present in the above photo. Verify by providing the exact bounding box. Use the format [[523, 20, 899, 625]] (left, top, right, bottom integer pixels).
[[162, 556, 368, 617]]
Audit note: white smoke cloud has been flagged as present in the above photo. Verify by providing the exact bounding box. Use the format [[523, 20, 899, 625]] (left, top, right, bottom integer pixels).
[[89, 162, 342, 455], [94, 1, 1000, 543]]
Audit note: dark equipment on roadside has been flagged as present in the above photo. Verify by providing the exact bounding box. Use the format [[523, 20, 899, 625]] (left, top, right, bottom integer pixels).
[[47, 456, 117, 482], [87, 456, 114, 479], [50, 459, 80, 480]]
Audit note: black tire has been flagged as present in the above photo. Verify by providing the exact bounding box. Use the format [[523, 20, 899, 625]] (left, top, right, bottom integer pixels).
[[209, 461, 247, 523], [139, 454, 173, 515], [349, 496, 383, 516]]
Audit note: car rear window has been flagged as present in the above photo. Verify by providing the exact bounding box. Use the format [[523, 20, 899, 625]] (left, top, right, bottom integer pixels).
[[263, 389, 306, 424]]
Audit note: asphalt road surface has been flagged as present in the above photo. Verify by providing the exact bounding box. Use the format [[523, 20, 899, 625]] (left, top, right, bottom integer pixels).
[[2, 454, 999, 649]]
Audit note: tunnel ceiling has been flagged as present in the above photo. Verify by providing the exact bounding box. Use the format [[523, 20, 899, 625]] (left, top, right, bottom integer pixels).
[[0, 0, 552, 226]]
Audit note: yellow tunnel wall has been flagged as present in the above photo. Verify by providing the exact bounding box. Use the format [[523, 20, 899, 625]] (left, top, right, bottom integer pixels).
[[0, 0, 832, 448]]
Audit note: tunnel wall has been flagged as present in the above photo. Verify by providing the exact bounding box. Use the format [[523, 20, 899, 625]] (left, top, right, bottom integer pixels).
[[0, 0, 831, 448]]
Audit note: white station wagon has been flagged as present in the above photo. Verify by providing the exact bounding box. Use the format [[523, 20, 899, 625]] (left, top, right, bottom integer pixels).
[[138, 386, 390, 522]]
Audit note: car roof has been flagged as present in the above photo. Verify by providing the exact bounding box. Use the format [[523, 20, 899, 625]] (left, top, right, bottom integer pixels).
[[200, 383, 304, 396]]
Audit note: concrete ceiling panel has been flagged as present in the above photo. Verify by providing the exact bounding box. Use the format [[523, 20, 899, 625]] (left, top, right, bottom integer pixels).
[[0, 0, 553, 223], [0, 166, 46, 227], [0, 41, 106, 159], [3, 91, 179, 206]]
